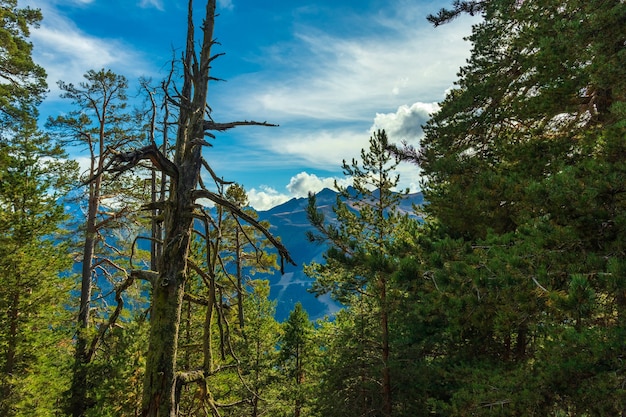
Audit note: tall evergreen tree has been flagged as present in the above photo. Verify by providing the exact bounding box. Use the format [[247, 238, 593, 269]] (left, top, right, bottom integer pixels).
[[391, 0, 626, 413], [306, 129, 406, 417], [0, 3, 78, 414], [279, 302, 315, 417], [47, 68, 147, 417], [0, 0, 46, 133], [0, 127, 77, 416]]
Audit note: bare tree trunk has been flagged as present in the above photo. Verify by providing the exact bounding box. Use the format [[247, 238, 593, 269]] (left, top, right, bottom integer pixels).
[[236, 228, 245, 330], [91, 2, 292, 414], [141, 2, 216, 416]]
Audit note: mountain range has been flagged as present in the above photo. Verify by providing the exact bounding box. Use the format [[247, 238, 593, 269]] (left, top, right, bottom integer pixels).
[[255, 187, 424, 321]]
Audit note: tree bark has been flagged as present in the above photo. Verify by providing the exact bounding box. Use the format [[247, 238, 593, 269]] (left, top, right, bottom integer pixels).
[[141, 2, 216, 416], [69, 146, 102, 417], [380, 274, 392, 417]]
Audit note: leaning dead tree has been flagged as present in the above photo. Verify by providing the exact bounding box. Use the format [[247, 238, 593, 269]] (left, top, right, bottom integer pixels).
[[100, 1, 294, 416]]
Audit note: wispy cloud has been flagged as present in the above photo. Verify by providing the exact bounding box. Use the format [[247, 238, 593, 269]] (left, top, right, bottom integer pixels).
[[25, 1, 153, 99], [224, 8, 474, 124], [212, 3, 475, 202], [217, 0, 234, 11], [138, 0, 164, 11], [21, 0, 473, 211]]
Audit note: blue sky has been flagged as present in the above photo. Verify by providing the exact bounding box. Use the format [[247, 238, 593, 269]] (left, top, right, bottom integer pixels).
[[23, 0, 477, 209]]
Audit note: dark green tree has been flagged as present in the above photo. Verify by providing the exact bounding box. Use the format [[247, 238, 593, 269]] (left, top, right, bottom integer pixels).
[[391, 0, 626, 413], [312, 298, 381, 417], [0, 0, 46, 133], [0, 127, 77, 416], [0, 3, 78, 414], [279, 302, 315, 417]]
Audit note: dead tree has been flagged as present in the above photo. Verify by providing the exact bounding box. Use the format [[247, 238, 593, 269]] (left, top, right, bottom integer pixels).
[[102, 2, 293, 416]]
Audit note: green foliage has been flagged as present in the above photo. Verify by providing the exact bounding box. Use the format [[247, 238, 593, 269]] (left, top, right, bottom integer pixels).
[[306, 130, 411, 416], [0, 124, 77, 416], [388, 0, 626, 414], [278, 302, 317, 417], [3, 0, 626, 414], [0, 0, 47, 132], [85, 319, 148, 417]]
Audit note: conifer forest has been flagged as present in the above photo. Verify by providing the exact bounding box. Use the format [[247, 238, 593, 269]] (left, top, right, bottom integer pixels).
[[1, 0, 626, 415]]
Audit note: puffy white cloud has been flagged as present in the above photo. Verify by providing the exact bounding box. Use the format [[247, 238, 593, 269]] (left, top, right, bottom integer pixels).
[[247, 186, 291, 211], [286, 171, 351, 198], [371, 102, 439, 143]]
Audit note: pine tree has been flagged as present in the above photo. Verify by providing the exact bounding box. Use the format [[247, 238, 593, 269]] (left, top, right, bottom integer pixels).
[[391, 0, 626, 413], [0, 2, 78, 414], [47, 68, 148, 417], [279, 302, 315, 417], [0, 123, 77, 417], [306, 129, 406, 417], [0, 0, 46, 132]]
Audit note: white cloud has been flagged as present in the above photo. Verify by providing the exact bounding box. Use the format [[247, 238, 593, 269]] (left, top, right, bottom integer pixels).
[[217, 0, 234, 11], [25, 1, 152, 98], [247, 186, 291, 211], [371, 102, 439, 142], [226, 10, 476, 124], [286, 171, 351, 198], [138, 0, 164, 11]]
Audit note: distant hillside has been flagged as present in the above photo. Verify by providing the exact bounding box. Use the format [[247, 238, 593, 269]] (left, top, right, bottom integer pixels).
[[256, 188, 424, 321], [62, 188, 424, 322]]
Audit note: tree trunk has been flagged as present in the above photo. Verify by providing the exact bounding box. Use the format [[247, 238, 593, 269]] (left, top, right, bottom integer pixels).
[[236, 228, 245, 330], [141, 2, 216, 415], [1, 288, 20, 415], [380, 274, 392, 417], [69, 174, 100, 417]]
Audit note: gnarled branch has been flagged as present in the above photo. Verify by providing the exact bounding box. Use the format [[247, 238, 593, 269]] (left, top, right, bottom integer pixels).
[[203, 120, 278, 132], [109, 143, 179, 180], [192, 189, 296, 270]]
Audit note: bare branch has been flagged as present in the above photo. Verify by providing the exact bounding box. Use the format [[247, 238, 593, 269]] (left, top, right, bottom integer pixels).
[[202, 157, 234, 186], [192, 189, 296, 270], [203, 120, 278, 132], [131, 270, 158, 284], [108, 143, 179, 180], [86, 275, 135, 362]]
